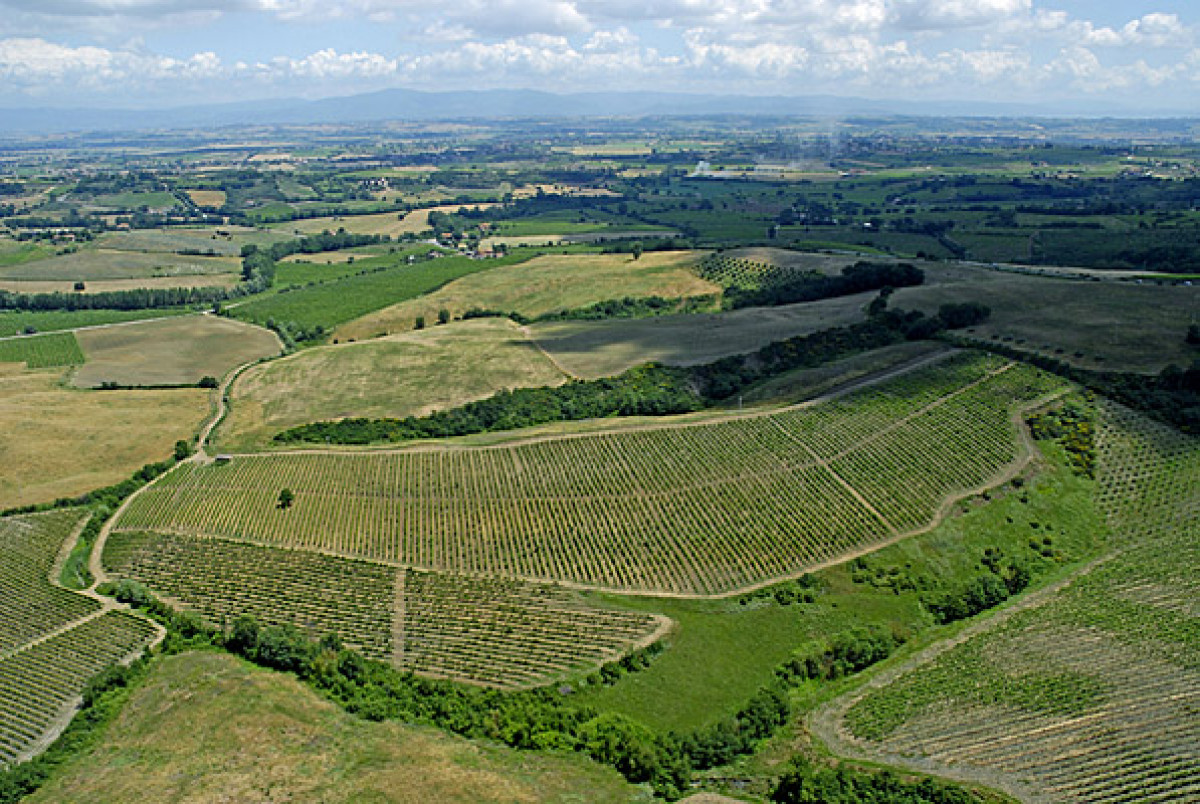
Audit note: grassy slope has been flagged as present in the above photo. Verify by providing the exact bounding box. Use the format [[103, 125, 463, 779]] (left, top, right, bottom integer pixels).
[[0, 365, 208, 509], [216, 318, 569, 451], [334, 250, 718, 342], [28, 651, 648, 804], [574, 444, 1104, 733], [73, 315, 281, 388]]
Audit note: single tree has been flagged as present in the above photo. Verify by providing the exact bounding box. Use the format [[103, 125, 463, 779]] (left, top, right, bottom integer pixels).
[[278, 488, 295, 509]]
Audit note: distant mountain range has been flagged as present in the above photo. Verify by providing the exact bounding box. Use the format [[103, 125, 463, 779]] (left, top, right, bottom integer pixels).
[[0, 89, 1193, 134]]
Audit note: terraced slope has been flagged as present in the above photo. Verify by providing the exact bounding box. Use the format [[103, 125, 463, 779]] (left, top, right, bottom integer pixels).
[[115, 353, 1066, 595]]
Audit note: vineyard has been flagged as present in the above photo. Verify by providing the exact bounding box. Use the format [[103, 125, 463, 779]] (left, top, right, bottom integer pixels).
[[696, 252, 807, 291], [103, 531, 664, 688], [114, 353, 1065, 595], [832, 401, 1200, 803], [0, 332, 85, 368], [0, 511, 158, 765]]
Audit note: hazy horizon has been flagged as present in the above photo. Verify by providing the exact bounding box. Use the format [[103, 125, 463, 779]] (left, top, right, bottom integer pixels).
[[0, 1, 1196, 116]]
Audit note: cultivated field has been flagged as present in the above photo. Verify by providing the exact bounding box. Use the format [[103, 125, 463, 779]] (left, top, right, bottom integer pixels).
[[98, 227, 288, 257], [72, 315, 281, 388], [895, 265, 1200, 373], [0, 274, 241, 295], [217, 318, 567, 451], [529, 292, 871, 379], [0, 332, 84, 369], [0, 366, 208, 509], [184, 189, 227, 207], [115, 354, 1066, 595], [24, 652, 648, 804], [0, 249, 239, 281], [0, 510, 158, 764], [819, 402, 1200, 803], [103, 531, 666, 688], [277, 204, 496, 238], [334, 250, 718, 341]]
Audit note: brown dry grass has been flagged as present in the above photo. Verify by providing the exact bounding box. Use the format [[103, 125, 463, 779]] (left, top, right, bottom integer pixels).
[[185, 189, 226, 207], [73, 315, 281, 388], [217, 317, 567, 451], [26, 651, 645, 804], [335, 250, 718, 342], [0, 365, 208, 509]]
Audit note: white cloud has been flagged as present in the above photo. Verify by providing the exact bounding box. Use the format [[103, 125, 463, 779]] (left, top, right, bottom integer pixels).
[[893, 0, 1030, 31]]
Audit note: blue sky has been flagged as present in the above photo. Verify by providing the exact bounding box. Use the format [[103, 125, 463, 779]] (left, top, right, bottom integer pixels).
[[0, 1, 1195, 112]]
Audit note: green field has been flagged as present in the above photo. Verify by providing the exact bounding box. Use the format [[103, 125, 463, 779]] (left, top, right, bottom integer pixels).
[[116, 355, 1066, 595], [0, 332, 84, 368], [27, 652, 647, 804], [0, 309, 191, 338], [217, 317, 567, 451]]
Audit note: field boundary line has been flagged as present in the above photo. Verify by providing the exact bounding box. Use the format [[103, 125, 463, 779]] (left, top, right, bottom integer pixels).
[[519, 323, 578, 379], [0, 311, 201, 343]]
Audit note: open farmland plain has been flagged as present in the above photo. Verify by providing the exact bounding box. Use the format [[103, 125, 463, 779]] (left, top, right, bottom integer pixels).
[[115, 353, 1067, 596], [0, 510, 158, 764], [815, 402, 1200, 803], [71, 314, 281, 388], [217, 318, 567, 451]]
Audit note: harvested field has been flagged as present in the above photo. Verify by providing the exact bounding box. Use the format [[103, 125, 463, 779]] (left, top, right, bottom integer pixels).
[[0, 274, 240, 295], [0, 248, 239, 281], [530, 292, 871, 379], [276, 204, 496, 238], [72, 315, 281, 388]]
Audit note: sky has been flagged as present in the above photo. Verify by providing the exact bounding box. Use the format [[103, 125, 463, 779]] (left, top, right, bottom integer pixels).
[[0, 1, 1196, 113]]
